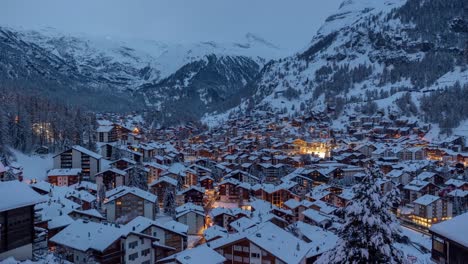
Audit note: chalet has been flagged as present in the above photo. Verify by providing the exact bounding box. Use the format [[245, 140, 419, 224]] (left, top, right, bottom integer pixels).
[[95, 168, 127, 191], [403, 180, 440, 204], [302, 208, 333, 228], [385, 169, 411, 185], [70, 181, 98, 195], [203, 225, 228, 243], [430, 212, 468, 264], [218, 178, 242, 202], [257, 163, 287, 182], [149, 176, 178, 206], [252, 181, 297, 208], [412, 194, 453, 228], [0, 181, 46, 261], [53, 145, 102, 180], [144, 162, 168, 183], [105, 186, 158, 223], [208, 222, 311, 264], [415, 171, 445, 186], [178, 186, 205, 206], [175, 203, 206, 235], [68, 209, 106, 223], [445, 179, 468, 191], [283, 199, 314, 222], [124, 216, 188, 254], [109, 158, 137, 171], [50, 220, 123, 264], [249, 199, 294, 224], [397, 147, 426, 161], [96, 121, 131, 143], [288, 221, 338, 262], [188, 164, 212, 178], [66, 190, 97, 210], [47, 168, 82, 186], [224, 170, 259, 184], [199, 175, 215, 190]]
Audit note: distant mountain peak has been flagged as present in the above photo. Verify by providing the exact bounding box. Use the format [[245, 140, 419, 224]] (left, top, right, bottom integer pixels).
[[244, 33, 281, 50]]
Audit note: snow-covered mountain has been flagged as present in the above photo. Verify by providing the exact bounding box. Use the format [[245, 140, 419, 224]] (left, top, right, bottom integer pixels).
[[208, 0, 467, 132], [0, 26, 283, 113]]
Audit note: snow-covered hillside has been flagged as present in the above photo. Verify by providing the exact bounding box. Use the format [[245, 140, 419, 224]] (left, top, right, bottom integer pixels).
[[206, 0, 467, 133]]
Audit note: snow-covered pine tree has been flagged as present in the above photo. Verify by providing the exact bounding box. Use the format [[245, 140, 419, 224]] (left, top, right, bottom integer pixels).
[[163, 187, 176, 218], [97, 184, 106, 210], [317, 167, 405, 264], [127, 165, 149, 191]]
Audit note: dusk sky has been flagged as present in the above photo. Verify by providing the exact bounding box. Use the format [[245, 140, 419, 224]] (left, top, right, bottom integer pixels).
[[0, 0, 342, 53]]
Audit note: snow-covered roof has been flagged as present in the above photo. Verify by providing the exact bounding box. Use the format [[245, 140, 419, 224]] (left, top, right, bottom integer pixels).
[[66, 190, 97, 203], [50, 220, 123, 252], [430, 212, 468, 248], [149, 176, 178, 187], [247, 222, 311, 263], [47, 168, 82, 176], [175, 203, 205, 218], [72, 145, 103, 160], [413, 194, 440, 206], [203, 225, 228, 241], [302, 209, 332, 224], [105, 186, 157, 204], [445, 179, 467, 188], [70, 181, 98, 191], [96, 125, 114, 132], [0, 181, 47, 212], [159, 245, 226, 264], [71, 209, 105, 219], [289, 221, 338, 257], [48, 214, 75, 230]]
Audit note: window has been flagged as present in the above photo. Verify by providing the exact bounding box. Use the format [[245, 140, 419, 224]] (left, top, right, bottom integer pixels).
[[142, 261, 150, 264], [251, 252, 260, 258], [141, 248, 150, 256], [129, 252, 138, 261], [234, 245, 242, 251], [129, 241, 138, 249], [433, 239, 444, 253]]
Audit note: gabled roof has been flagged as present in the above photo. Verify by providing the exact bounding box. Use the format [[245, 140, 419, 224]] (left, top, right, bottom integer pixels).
[[47, 168, 82, 176], [413, 194, 440, 206], [149, 176, 178, 187], [72, 145, 103, 160], [105, 186, 157, 204], [50, 220, 123, 252], [158, 245, 225, 264], [123, 216, 188, 237], [430, 212, 468, 248], [0, 181, 47, 212]]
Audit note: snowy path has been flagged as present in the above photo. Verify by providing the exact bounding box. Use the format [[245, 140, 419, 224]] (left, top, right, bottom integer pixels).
[[10, 149, 53, 181]]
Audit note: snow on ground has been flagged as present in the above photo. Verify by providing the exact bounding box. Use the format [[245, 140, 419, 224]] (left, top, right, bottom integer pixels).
[[10, 149, 53, 181], [397, 227, 434, 264], [452, 119, 468, 138], [401, 227, 431, 250], [424, 119, 468, 142]]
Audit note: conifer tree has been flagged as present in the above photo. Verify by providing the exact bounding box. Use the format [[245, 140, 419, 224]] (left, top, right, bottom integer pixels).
[[317, 167, 405, 264]]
